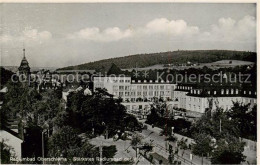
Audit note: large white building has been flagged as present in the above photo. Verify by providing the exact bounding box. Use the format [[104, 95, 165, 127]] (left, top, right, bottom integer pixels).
[[93, 76, 176, 102], [93, 77, 256, 115], [174, 84, 257, 113], [93, 76, 177, 114]]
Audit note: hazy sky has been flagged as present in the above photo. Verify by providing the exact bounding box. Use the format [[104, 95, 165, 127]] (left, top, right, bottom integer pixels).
[[0, 3, 256, 67]]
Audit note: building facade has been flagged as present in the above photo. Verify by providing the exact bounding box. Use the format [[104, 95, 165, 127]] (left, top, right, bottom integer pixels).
[[93, 76, 176, 102], [174, 83, 257, 113]]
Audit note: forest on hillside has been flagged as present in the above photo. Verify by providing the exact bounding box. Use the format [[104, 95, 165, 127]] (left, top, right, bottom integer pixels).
[[58, 50, 256, 72]]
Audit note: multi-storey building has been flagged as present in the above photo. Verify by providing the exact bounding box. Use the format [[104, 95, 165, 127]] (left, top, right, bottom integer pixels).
[[93, 76, 177, 115], [94, 76, 176, 102], [174, 83, 257, 113]]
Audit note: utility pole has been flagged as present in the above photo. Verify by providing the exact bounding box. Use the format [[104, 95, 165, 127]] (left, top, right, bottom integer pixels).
[[220, 119, 222, 133], [99, 142, 103, 165], [42, 130, 46, 164]]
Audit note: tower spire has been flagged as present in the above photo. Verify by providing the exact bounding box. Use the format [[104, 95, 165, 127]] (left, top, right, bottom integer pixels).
[[23, 42, 25, 58], [23, 48, 25, 58]]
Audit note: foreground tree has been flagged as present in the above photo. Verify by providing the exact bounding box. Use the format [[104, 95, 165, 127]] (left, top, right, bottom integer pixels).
[[211, 138, 246, 164], [191, 106, 246, 164], [0, 140, 15, 164], [65, 88, 141, 138], [47, 126, 99, 164]]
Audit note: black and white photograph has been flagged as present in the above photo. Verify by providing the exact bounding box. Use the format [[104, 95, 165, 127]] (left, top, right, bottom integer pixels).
[[0, 1, 258, 164]]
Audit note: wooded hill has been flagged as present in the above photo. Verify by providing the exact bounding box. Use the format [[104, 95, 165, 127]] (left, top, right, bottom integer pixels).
[[58, 50, 256, 72]]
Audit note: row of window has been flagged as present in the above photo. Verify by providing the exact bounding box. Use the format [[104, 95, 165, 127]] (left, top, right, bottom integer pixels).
[[123, 97, 170, 102], [115, 85, 172, 91], [191, 89, 256, 95], [117, 91, 171, 97]]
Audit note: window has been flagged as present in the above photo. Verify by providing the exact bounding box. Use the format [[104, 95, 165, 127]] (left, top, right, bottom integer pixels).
[[149, 85, 153, 90], [137, 85, 142, 90], [113, 85, 118, 91], [160, 91, 164, 96], [221, 89, 224, 95], [119, 86, 124, 90], [137, 92, 142, 96], [131, 92, 136, 96], [149, 91, 153, 96], [143, 91, 147, 96], [125, 86, 130, 90], [231, 89, 234, 94], [155, 85, 159, 90], [165, 91, 171, 96], [160, 85, 165, 90], [143, 86, 148, 90], [236, 89, 239, 94], [226, 89, 229, 95], [119, 92, 123, 96]]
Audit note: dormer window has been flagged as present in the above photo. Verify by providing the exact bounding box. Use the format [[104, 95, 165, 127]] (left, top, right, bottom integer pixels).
[[231, 89, 234, 94], [236, 89, 238, 94], [214, 91, 216, 95], [221, 89, 224, 95], [226, 89, 229, 95]]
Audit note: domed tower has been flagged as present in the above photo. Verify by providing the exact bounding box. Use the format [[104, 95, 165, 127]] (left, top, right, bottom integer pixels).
[[18, 48, 30, 77]]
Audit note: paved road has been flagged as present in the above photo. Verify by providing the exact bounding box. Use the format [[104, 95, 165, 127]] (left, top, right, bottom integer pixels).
[[90, 136, 150, 165], [137, 120, 211, 165]]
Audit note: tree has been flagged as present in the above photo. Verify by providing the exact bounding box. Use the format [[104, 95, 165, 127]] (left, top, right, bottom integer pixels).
[[47, 126, 98, 164], [226, 102, 256, 140], [191, 106, 246, 163], [192, 133, 215, 157], [0, 140, 15, 164], [211, 138, 246, 164], [65, 88, 140, 138]]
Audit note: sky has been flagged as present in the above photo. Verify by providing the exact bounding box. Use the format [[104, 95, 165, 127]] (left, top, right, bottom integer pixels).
[[0, 3, 256, 67]]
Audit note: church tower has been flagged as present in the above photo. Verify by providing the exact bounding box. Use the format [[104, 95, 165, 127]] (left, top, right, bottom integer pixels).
[[18, 48, 30, 77]]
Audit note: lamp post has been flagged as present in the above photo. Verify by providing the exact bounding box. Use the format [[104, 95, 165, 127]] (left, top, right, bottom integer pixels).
[[42, 129, 47, 164]]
